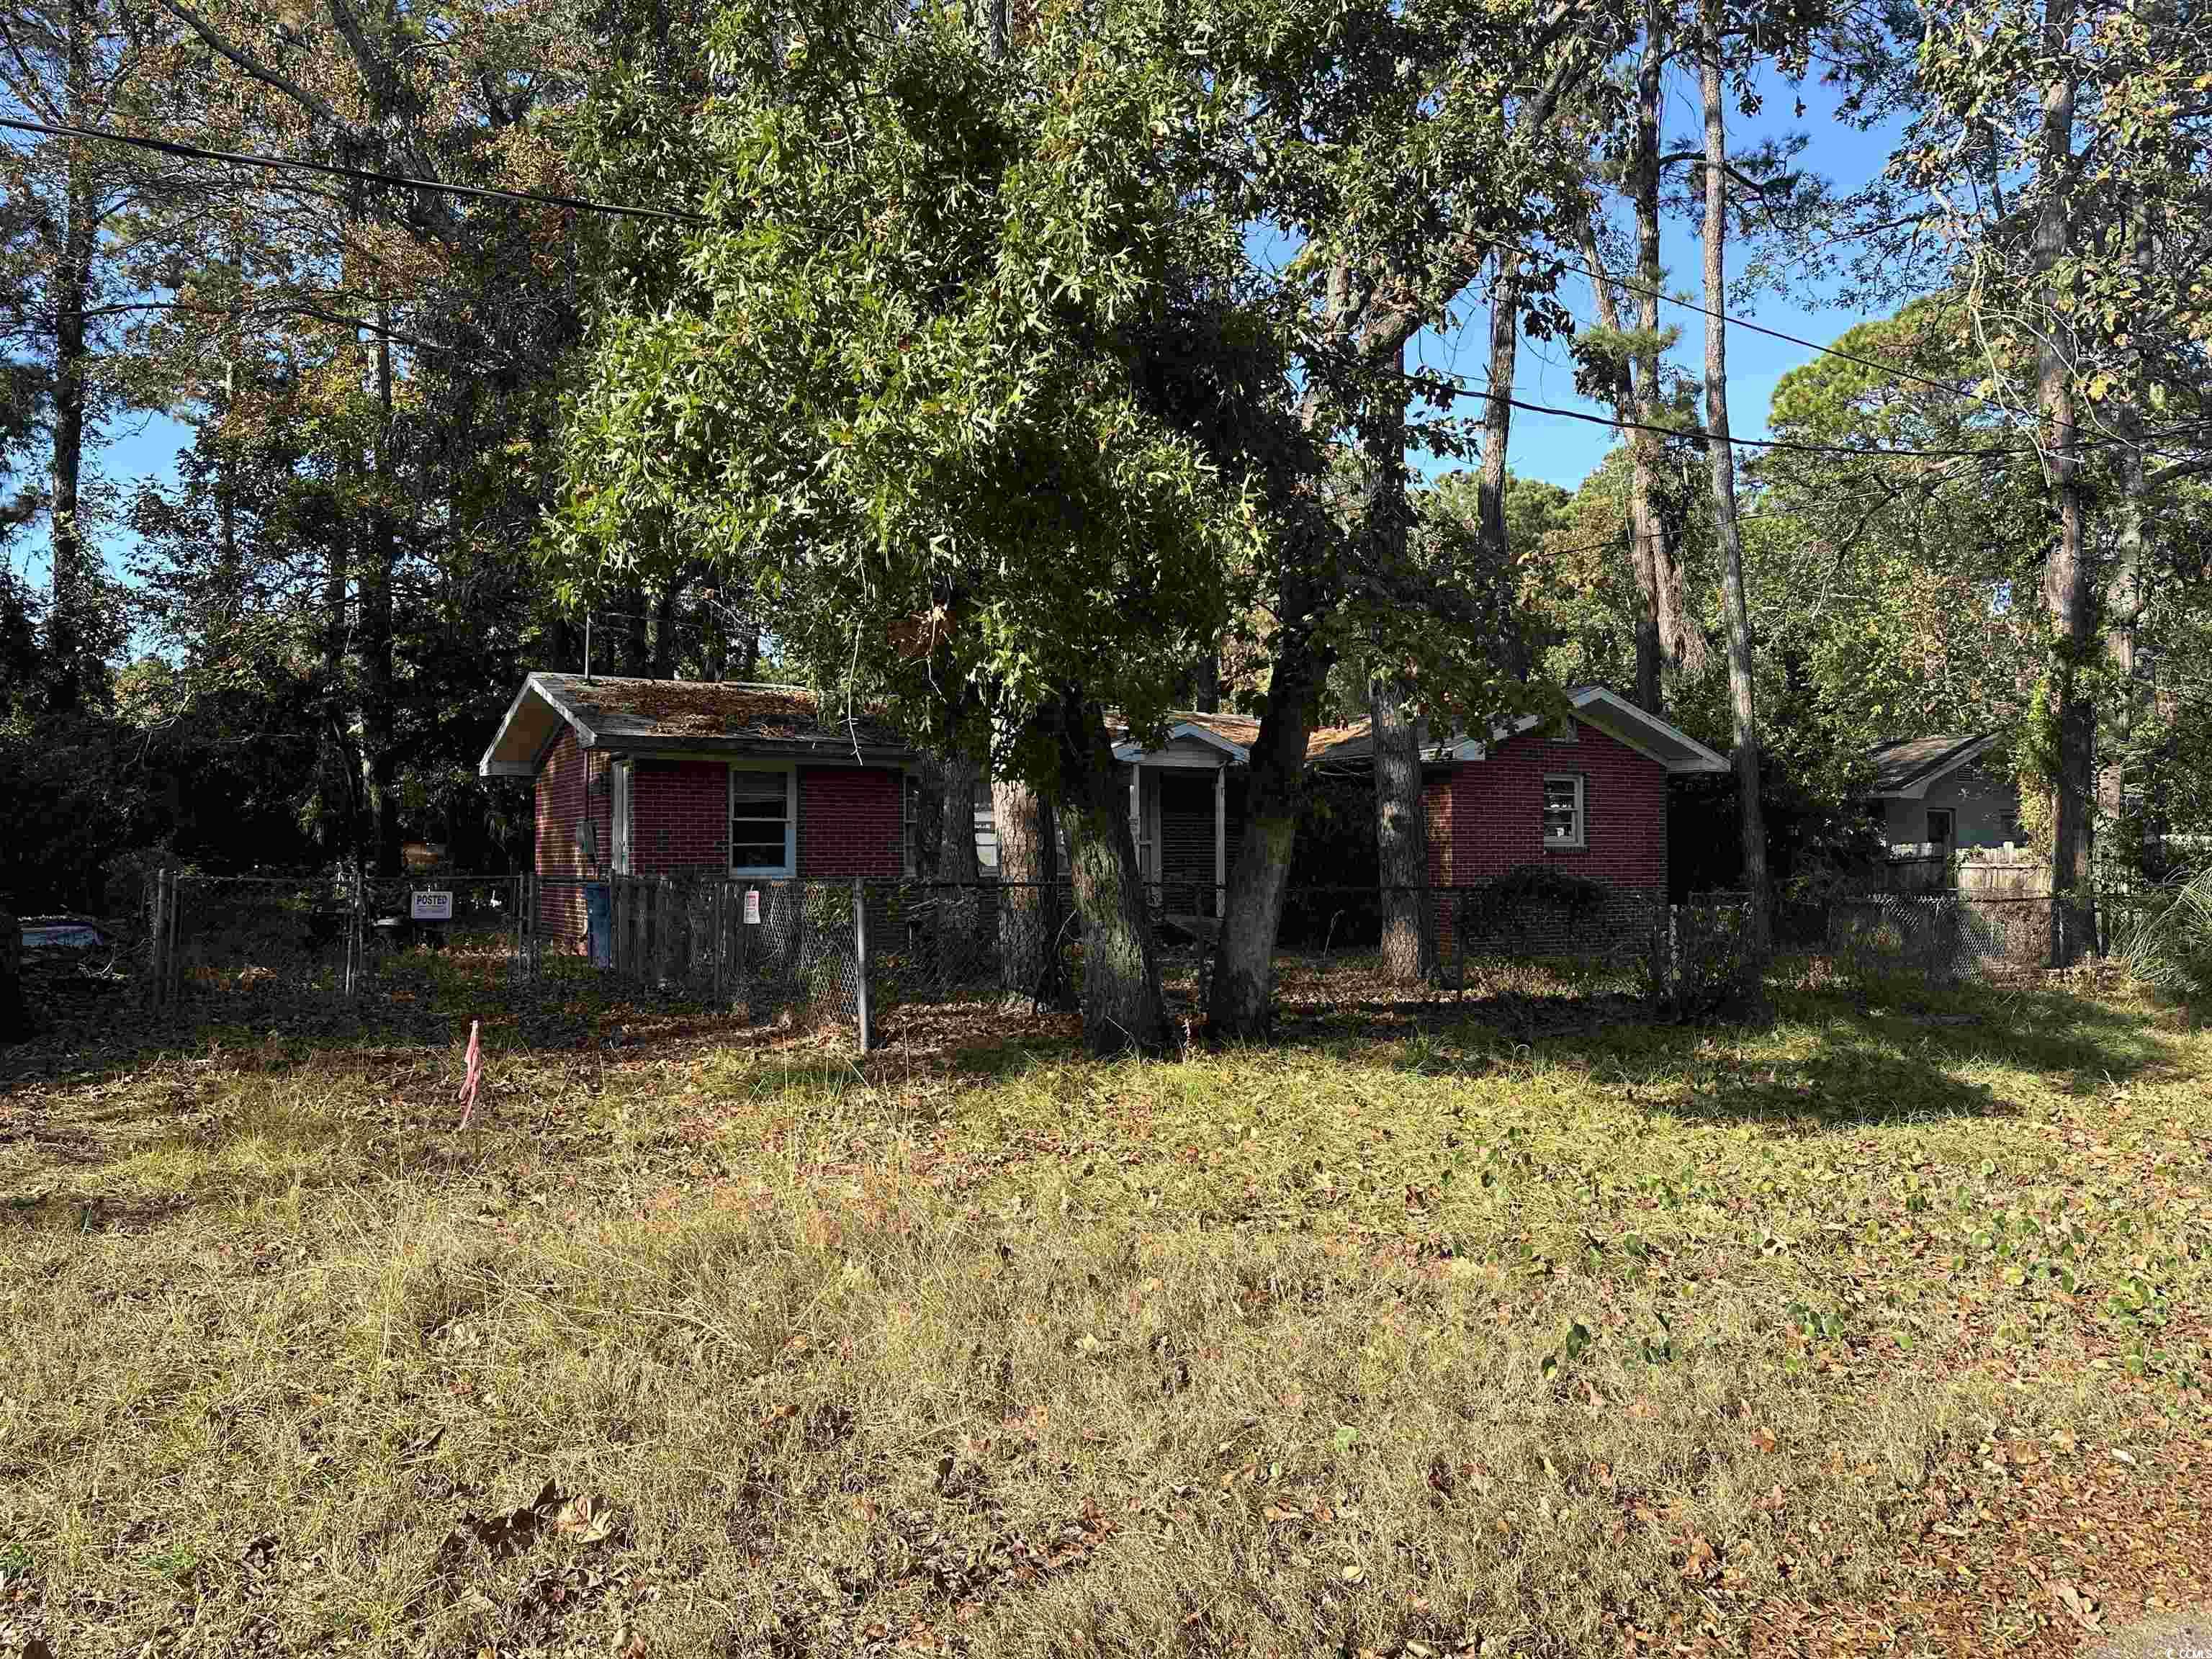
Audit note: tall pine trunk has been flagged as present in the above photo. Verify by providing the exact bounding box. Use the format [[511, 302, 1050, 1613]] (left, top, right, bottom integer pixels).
[[45, 5, 99, 714], [1051, 692, 1169, 1054], [1580, 219, 1667, 714], [1477, 252, 1529, 678], [360, 306, 403, 876], [1699, 13, 1770, 949], [1623, 0, 1704, 698], [2033, 0, 2093, 965]]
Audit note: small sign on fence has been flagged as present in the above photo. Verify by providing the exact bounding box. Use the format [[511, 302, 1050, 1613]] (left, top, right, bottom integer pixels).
[[410, 890, 454, 922], [743, 888, 761, 925]]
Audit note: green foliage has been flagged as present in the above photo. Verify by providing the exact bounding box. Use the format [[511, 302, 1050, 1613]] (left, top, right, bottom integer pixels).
[[2113, 869, 2212, 1005], [550, 0, 1267, 774], [1642, 898, 1764, 1022]]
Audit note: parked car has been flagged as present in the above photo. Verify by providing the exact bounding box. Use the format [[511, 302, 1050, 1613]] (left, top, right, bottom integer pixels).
[[20, 915, 121, 956]]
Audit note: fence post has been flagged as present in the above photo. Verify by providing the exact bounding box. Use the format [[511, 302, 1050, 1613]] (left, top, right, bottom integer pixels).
[[171, 868, 185, 1005], [347, 863, 364, 999], [853, 876, 872, 1056], [1455, 889, 1466, 1001], [145, 866, 167, 1009]]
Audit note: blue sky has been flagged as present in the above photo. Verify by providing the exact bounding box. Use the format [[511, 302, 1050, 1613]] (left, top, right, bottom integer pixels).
[[1410, 66, 1908, 489], [67, 60, 1907, 581]]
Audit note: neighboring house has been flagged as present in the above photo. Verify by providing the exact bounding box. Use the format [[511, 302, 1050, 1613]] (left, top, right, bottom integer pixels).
[[1110, 686, 1728, 946], [478, 674, 916, 950], [1865, 734, 2023, 855]]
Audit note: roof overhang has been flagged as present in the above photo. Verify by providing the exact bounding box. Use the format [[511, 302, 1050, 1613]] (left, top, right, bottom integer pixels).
[[479, 674, 911, 777], [1113, 721, 1250, 765], [1429, 688, 1730, 774], [1565, 686, 1731, 774], [1869, 733, 2003, 799], [479, 674, 588, 777]]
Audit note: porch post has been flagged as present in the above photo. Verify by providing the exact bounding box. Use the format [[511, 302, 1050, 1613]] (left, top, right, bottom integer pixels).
[[1128, 766, 1143, 880]]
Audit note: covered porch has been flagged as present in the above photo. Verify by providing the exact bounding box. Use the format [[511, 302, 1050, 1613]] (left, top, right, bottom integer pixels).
[[1113, 716, 1254, 922]]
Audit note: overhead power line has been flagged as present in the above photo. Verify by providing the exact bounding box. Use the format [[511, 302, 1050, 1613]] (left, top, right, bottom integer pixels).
[[1466, 227, 2035, 422], [0, 114, 709, 226], [1393, 359, 2212, 462], [14, 114, 2207, 470]]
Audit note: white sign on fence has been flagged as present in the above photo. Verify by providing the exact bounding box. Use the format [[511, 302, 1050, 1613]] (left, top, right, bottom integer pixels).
[[743, 888, 762, 925], [410, 889, 454, 922]]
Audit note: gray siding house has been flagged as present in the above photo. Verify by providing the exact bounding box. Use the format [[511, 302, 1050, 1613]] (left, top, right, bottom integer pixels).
[[1866, 734, 2025, 854]]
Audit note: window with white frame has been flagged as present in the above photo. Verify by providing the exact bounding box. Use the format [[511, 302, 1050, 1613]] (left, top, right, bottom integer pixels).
[[1542, 774, 1586, 849], [729, 764, 796, 876]]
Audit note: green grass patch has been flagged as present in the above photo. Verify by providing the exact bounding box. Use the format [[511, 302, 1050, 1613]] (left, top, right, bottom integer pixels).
[[3, 972, 2208, 1655]]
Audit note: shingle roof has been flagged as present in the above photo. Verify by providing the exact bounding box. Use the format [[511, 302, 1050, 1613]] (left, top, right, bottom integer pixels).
[[533, 674, 909, 755], [1866, 733, 1997, 793]]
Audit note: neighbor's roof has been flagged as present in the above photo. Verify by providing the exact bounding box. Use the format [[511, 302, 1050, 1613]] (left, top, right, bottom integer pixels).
[[1866, 732, 2000, 797], [1113, 687, 1728, 775], [479, 673, 912, 777]]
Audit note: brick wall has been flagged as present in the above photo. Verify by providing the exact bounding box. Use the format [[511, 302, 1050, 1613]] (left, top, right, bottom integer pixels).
[[797, 767, 905, 878], [533, 750, 906, 942], [1426, 718, 1668, 955], [534, 727, 611, 948], [632, 761, 731, 874]]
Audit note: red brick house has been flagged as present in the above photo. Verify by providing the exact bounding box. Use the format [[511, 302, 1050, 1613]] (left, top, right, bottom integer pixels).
[[478, 674, 914, 950], [1111, 686, 1727, 947]]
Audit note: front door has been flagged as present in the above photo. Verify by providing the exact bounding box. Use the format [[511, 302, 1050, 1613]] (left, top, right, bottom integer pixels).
[[611, 761, 633, 875], [1926, 806, 1954, 857]]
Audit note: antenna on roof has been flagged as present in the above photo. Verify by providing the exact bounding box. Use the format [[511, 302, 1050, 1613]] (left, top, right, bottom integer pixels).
[[584, 614, 593, 682]]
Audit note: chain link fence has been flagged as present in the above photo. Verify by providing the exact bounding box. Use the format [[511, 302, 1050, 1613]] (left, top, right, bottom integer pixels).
[[132, 865, 2107, 1052]]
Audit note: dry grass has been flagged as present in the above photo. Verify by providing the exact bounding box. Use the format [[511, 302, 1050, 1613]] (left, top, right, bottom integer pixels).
[[3, 961, 2211, 1658]]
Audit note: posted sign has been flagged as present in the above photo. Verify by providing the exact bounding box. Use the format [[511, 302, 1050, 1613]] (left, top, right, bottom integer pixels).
[[743, 888, 762, 925], [410, 890, 454, 922]]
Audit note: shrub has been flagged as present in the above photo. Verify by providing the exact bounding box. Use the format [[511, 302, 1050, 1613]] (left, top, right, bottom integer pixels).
[[1643, 897, 1765, 1021], [2112, 868, 2212, 1004]]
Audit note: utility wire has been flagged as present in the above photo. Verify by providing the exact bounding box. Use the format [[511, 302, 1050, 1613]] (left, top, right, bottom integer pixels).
[[1396, 359, 2212, 462], [0, 114, 709, 226], [17, 114, 2209, 469]]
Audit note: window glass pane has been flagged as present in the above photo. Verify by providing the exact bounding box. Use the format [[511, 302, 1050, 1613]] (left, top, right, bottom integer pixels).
[[731, 770, 790, 868], [1542, 777, 1581, 843]]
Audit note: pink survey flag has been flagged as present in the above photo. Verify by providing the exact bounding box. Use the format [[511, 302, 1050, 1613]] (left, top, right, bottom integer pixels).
[[456, 1019, 484, 1130]]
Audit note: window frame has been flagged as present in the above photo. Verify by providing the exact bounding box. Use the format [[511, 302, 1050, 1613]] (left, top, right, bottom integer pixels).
[[1542, 773, 1587, 850], [727, 760, 799, 878], [1925, 806, 1955, 851]]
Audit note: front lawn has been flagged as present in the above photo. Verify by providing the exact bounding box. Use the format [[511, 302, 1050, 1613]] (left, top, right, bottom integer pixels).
[[3, 974, 2208, 1656]]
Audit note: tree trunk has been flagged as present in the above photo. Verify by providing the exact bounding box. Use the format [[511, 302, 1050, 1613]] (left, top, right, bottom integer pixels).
[[649, 583, 682, 678], [1050, 692, 1168, 1054], [0, 905, 21, 1042], [323, 410, 356, 855], [1627, 1, 1698, 691], [2032, 0, 2092, 965], [1192, 652, 1220, 714], [934, 752, 983, 883], [1370, 670, 1433, 981], [360, 305, 403, 876], [995, 767, 1069, 1009], [2101, 409, 2144, 863], [1476, 253, 1529, 679], [45, 103, 98, 714], [1208, 598, 1331, 1041], [1208, 258, 1361, 1040], [1699, 13, 1770, 950], [1580, 217, 1668, 714], [1366, 334, 1432, 984]]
